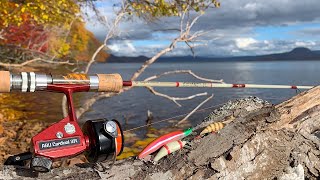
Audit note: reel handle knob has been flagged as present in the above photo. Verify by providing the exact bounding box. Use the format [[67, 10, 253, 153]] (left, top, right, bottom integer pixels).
[[104, 121, 118, 138]]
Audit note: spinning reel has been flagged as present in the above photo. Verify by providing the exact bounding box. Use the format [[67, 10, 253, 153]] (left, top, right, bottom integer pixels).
[[1, 71, 124, 172]]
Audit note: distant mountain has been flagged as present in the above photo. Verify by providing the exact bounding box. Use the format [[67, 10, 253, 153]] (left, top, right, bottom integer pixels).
[[105, 47, 320, 63], [244, 47, 320, 61], [314, 50, 320, 55], [106, 54, 149, 63]]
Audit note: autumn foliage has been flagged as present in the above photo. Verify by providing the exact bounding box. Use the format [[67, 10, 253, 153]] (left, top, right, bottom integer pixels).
[[0, 0, 79, 28], [129, 0, 220, 17], [2, 22, 48, 52], [0, 0, 108, 61]]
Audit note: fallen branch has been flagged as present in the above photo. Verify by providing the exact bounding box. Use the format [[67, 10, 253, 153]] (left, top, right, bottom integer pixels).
[[76, 92, 119, 118], [142, 70, 222, 106], [146, 86, 207, 107], [0, 58, 74, 68], [176, 94, 214, 125], [144, 70, 224, 83]]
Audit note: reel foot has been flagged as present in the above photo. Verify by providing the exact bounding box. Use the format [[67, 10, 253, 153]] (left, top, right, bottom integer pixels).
[[4, 152, 32, 166]]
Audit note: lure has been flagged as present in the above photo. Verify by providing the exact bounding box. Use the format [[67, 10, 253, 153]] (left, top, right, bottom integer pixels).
[[138, 128, 192, 159], [153, 140, 186, 162], [200, 122, 224, 135]]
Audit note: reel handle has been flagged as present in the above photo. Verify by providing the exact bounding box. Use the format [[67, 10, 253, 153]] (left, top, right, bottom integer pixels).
[[0, 71, 123, 93]]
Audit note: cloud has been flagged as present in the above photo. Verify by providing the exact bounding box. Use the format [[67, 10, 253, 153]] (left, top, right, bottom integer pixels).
[[295, 41, 316, 47], [108, 40, 137, 56], [197, 0, 320, 29], [294, 27, 320, 37], [86, 0, 320, 57], [235, 38, 258, 49]]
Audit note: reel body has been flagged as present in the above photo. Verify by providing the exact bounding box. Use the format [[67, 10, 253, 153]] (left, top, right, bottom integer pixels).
[[5, 83, 124, 172]]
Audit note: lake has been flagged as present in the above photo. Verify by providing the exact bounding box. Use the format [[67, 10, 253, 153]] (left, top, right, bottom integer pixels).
[[80, 60, 320, 137]]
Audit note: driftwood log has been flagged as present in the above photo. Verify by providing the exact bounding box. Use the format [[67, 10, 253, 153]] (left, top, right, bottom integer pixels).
[[1, 86, 320, 180]]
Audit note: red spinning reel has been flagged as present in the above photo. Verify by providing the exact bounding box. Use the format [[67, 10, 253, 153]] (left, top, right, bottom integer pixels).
[[1, 71, 124, 172]]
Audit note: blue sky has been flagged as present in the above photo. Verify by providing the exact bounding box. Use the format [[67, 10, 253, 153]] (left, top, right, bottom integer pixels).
[[86, 0, 320, 57], [254, 23, 320, 41]]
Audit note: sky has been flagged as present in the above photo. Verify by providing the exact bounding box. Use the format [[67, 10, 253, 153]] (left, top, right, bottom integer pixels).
[[85, 0, 320, 57]]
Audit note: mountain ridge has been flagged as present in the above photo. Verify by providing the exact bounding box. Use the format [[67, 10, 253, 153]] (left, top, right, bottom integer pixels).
[[105, 47, 320, 63]]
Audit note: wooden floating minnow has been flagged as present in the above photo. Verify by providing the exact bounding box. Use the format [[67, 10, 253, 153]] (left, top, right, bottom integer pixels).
[[153, 140, 186, 162], [138, 128, 192, 159], [200, 122, 224, 135]]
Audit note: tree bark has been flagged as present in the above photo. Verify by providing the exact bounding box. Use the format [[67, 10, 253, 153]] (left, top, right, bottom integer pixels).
[[1, 87, 320, 180]]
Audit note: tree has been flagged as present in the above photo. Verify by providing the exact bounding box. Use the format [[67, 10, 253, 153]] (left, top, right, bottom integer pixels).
[[0, 0, 80, 28], [129, 0, 220, 17], [0, 0, 101, 63]]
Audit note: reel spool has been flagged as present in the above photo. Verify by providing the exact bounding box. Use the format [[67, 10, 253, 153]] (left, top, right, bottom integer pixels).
[[82, 119, 124, 163]]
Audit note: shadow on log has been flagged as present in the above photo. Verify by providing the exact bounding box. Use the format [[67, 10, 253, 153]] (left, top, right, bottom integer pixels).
[[1, 87, 320, 179]]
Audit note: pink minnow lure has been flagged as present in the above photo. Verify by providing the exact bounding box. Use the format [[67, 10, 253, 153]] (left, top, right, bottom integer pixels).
[[138, 128, 192, 159], [153, 140, 186, 162]]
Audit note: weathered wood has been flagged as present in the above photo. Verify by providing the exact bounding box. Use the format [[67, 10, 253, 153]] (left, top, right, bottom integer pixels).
[[271, 86, 320, 130]]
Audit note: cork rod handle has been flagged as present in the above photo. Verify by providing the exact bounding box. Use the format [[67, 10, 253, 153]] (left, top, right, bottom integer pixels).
[[97, 74, 123, 92], [0, 71, 11, 93]]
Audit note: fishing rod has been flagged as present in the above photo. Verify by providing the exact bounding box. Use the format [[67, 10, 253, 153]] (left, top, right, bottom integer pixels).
[[0, 71, 314, 93], [123, 81, 313, 90]]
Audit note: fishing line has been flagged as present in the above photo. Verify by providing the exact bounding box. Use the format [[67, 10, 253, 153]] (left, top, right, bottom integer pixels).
[[123, 102, 225, 132], [123, 96, 289, 132]]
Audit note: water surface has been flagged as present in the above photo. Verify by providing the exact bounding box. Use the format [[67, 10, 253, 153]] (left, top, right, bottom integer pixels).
[[81, 61, 320, 137]]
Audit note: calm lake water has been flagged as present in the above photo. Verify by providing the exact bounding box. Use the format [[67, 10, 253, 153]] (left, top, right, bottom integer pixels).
[[79, 61, 320, 136], [2, 61, 319, 139]]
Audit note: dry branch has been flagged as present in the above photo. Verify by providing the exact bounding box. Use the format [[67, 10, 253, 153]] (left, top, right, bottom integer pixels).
[[146, 86, 207, 107], [65, 4, 128, 117], [143, 69, 224, 83], [77, 6, 219, 118], [76, 92, 120, 118], [177, 93, 214, 125], [84, 3, 128, 74], [0, 58, 74, 68], [142, 70, 223, 106]]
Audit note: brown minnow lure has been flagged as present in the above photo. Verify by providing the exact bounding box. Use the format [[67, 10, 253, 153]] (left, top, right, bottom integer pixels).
[[153, 140, 187, 162], [200, 122, 225, 135]]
